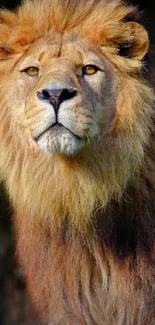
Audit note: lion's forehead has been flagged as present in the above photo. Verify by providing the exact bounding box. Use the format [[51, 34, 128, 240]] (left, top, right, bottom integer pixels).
[[19, 37, 104, 71]]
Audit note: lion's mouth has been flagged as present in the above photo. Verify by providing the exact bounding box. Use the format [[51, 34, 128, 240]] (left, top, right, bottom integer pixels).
[[34, 122, 87, 155], [35, 122, 85, 142]]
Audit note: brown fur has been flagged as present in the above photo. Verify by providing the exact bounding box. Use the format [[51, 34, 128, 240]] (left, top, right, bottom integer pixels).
[[0, 0, 155, 324]]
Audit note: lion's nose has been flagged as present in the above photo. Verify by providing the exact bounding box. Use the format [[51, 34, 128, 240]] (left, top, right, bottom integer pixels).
[[37, 88, 77, 112]]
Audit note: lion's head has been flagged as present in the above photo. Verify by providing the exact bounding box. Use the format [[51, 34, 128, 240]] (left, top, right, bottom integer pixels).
[[0, 0, 154, 227], [8, 36, 116, 156]]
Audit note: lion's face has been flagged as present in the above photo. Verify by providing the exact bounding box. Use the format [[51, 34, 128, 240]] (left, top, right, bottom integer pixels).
[[6, 37, 116, 156]]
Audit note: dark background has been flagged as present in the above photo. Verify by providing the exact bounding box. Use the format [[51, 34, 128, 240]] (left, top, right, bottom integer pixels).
[[0, 0, 154, 325]]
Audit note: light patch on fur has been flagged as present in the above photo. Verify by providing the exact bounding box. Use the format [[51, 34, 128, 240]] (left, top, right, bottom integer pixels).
[[37, 126, 85, 155]]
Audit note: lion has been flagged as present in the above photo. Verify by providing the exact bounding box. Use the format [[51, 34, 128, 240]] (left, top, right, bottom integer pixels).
[[0, 0, 155, 324]]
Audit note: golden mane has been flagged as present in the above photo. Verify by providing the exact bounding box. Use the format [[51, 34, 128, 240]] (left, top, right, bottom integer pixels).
[[0, 0, 149, 61], [0, 0, 155, 324]]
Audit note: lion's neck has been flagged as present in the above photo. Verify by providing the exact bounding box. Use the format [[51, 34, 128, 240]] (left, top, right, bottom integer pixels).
[[8, 140, 144, 231]]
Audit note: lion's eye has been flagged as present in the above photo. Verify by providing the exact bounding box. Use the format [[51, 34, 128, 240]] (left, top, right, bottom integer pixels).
[[82, 65, 99, 76], [24, 67, 39, 77]]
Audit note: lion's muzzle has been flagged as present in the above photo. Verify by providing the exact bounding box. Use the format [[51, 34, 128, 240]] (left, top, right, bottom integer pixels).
[[35, 84, 86, 156]]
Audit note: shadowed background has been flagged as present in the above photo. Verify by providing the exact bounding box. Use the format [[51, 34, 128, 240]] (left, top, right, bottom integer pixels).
[[0, 0, 154, 324]]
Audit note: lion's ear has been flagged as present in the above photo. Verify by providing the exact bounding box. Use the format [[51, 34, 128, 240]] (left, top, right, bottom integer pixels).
[[116, 22, 149, 60]]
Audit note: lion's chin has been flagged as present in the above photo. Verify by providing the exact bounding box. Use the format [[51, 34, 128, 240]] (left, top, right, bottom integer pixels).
[[36, 124, 85, 156]]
